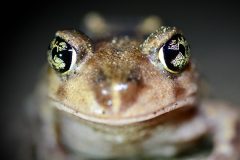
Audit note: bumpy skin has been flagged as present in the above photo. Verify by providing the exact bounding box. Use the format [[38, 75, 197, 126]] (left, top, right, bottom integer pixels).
[[35, 14, 240, 160]]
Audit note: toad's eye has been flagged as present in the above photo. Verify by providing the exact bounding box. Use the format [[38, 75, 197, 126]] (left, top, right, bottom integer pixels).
[[47, 37, 77, 74], [158, 34, 190, 74]]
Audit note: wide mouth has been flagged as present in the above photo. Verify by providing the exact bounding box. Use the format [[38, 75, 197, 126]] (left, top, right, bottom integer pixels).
[[50, 95, 197, 126]]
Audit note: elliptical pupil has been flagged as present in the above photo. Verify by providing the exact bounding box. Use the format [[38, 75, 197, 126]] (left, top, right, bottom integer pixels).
[[163, 34, 188, 72], [51, 37, 73, 73]]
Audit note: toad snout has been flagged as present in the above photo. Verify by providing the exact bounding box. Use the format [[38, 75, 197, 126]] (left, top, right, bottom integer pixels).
[[93, 68, 144, 113]]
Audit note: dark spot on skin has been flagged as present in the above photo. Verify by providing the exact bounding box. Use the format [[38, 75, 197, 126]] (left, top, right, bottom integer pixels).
[[127, 68, 141, 82], [184, 62, 191, 72], [95, 70, 107, 83], [56, 85, 66, 100], [175, 84, 186, 99], [102, 110, 106, 115]]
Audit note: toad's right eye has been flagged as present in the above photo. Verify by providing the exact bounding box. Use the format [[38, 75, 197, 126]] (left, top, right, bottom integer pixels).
[[158, 34, 190, 74], [47, 37, 77, 74]]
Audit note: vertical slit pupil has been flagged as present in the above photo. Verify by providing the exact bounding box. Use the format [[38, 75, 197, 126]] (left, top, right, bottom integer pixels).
[[163, 34, 190, 72], [49, 37, 73, 73]]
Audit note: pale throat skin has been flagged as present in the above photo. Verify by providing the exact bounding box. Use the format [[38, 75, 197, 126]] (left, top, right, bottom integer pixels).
[[37, 14, 240, 160]]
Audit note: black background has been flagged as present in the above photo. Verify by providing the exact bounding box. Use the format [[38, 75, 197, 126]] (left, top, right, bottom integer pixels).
[[2, 1, 240, 159]]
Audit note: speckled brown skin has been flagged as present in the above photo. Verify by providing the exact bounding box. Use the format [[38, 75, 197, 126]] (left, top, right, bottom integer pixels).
[[48, 28, 198, 124], [35, 15, 240, 160]]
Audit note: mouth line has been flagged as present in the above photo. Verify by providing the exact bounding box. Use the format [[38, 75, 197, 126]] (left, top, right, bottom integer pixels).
[[50, 95, 197, 126]]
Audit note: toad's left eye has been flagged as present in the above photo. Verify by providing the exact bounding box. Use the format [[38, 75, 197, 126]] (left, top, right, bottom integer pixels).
[[48, 37, 77, 74], [158, 34, 190, 74]]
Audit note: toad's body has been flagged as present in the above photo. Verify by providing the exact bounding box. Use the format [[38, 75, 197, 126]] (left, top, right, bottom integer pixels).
[[34, 14, 240, 160]]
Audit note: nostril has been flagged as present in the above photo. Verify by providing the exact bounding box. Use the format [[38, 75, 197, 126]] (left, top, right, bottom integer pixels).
[[126, 68, 142, 82], [95, 69, 107, 83]]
